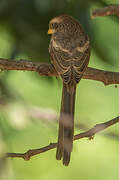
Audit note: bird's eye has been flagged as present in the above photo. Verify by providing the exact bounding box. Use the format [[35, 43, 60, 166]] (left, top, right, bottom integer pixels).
[[52, 23, 58, 29]]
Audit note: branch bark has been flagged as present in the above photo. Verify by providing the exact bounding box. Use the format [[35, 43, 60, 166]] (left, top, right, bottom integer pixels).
[[6, 116, 119, 160], [0, 58, 119, 85], [92, 5, 119, 18]]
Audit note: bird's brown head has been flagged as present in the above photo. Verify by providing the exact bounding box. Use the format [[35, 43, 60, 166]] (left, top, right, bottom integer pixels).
[[48, 14, 81, 35]]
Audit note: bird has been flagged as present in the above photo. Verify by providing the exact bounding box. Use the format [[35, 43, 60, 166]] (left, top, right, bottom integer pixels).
[[48, 14, 90, 166]]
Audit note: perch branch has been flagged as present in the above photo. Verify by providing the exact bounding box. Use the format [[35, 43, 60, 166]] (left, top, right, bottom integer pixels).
[[7, 116, 119, 160], [0, 58, 119, 85], [92, 4, 119, 18]]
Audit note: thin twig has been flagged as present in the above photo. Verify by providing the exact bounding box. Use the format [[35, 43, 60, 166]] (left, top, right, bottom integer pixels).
[[92, 4, 119, 18], [0, 58, 119, 85], [7, 116, 119, 160]]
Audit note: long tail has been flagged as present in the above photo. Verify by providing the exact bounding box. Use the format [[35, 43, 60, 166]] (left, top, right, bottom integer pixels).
[[56, 82, 76, 166]]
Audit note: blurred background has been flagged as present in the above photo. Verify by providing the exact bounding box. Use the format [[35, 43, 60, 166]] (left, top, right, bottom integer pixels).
[[0, 0, 119, 179]]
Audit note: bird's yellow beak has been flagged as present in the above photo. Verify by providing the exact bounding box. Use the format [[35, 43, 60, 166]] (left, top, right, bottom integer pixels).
[[48, 28, 53, 34]]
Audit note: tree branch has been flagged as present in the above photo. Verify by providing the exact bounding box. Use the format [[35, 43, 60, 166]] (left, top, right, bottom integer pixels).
[[6, 116, 119, 160], [92, 5, 119, 18], [0, 58, 119, 85]]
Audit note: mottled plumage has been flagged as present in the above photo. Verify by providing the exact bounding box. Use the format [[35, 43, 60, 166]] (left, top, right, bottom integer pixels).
[[48, 14, 90, 166]]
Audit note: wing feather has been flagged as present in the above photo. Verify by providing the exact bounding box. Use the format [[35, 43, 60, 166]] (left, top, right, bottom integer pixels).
[[49, 36, 90, 84]]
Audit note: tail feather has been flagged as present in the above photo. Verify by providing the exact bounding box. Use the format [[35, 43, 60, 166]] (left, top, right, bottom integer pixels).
[[56, 82, 76, 165]]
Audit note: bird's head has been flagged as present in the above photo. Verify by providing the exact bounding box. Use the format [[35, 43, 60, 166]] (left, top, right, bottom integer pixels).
[[48, 15, 80, 35]]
